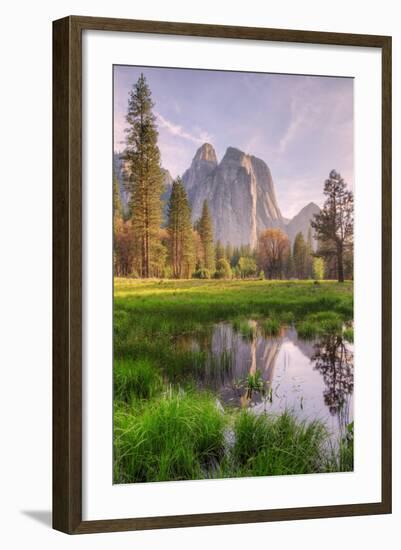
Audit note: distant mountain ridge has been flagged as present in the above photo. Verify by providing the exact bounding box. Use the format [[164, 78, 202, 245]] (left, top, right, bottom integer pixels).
[[113, 145, 320, 247]]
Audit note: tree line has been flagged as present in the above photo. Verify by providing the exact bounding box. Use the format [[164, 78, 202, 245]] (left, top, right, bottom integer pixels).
[[114, 74, 353, 283]]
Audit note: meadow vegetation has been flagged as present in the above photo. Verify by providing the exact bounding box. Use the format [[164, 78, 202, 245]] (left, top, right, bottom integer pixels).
[[114, 278, 354, 483]]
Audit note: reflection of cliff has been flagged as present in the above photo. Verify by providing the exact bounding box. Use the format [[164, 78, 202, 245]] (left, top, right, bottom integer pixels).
[[286, 326, 315, 358], [312, 335, 354, 430], [259, 339, 281, 387], [173, 322, 354, 435]]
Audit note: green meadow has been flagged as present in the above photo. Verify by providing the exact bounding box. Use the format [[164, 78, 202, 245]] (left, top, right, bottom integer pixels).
[[113, 278, 354, 483]]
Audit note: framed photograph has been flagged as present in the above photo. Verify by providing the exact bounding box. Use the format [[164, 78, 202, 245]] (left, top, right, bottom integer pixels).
[[53, 16, 392, 534]]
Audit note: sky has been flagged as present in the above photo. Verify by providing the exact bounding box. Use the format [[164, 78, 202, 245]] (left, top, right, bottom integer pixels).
[[114, 65, 353, 219]]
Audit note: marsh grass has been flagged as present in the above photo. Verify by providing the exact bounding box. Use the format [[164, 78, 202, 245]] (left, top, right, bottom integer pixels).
[[297, 320, 318, 339], [114, 358, 162, 402], [238, 320, 256, 340], [243, 370, 266, 397], [114, 391, 227, 483], [326, 422, 354, 472], [297, 311, 344, 339], [343, 327, 354, 343], [261, 318, 280, 336], [113, 279, 354, 481], [228, 410, 328, 476]]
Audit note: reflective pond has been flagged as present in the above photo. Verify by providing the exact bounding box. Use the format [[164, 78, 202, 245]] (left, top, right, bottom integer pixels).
[[174, 320, 354, 439]]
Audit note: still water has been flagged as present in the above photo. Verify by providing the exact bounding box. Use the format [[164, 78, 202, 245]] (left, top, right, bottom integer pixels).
[[175, 320, 354, 439]]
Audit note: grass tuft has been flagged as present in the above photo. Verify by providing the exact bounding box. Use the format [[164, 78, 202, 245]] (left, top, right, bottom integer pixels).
[[114, 358, 162, 402], [343, 327, 354, 343], [261, 318, 280, 336], [230, 410, 328, 476], [114, 392, 226, 483]]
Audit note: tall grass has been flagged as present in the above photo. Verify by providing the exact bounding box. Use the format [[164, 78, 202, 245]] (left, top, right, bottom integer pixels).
[[326, 422, 354, 472], [227, 410, 328, 476], [261, 318, 280, 336], [297, 311, 344, 339], [343, 327, 354, 343], [114, 358, 162, 402], [114, 392, 227, 483]]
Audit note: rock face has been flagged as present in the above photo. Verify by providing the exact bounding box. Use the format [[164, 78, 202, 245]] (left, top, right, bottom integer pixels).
[[113, 152, 130, 214], [286, 202, 320, 248], [161, 168, 174, 219], [114, 143, 321, 249], [183, 144, 284, 247], [183, 143, 218, 193]]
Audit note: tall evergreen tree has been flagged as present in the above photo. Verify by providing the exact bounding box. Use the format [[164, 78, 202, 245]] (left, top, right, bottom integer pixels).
[[225, 243, 233, 265], [305, 227, 314, 279], [311, 170, 353, 283], [113, 174, 122, 227], [123, 74, 163, 278], [215, 240, 225, 261], [293, 232, 308, 279], [167, 178, 195, 278], [230, 246, 241, 268], [198, 200, 215, 271], [285, 250, 295, 279]]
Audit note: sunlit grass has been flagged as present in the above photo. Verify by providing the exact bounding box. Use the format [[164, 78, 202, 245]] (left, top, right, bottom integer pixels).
[[113, 278, 354, 482], [226, 410, 328, 477], [114, 391, 227, 483]]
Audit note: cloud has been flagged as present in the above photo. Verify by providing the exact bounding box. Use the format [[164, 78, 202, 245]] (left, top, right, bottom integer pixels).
[[278, 109, 308, 154], [155, 112, 212, 145], [276, 86, 316, 155]]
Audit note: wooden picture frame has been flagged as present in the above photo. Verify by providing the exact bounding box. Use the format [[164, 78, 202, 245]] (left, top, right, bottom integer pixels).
[[53, 15, 392, 534]]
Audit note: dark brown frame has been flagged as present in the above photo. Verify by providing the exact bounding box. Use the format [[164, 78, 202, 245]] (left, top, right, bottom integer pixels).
[[53, 15, 392, 534]]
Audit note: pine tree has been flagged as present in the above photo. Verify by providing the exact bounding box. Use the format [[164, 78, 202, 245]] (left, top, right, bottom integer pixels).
[[285, 250, 295, 278], [215, 240, 225, 261], [311, 170, 353, 283], [198, 200, 215, 271], [293, 232, 307, 279], [305, 227, 314, 279], [167, 178, 195, 278], [225, 243, 233, 265], [123, 74, 163, 278], [113, 174, 122, 226], [230, 246, 241, 268]]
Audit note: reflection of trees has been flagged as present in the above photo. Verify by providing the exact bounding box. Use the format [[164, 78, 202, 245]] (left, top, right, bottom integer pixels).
[[312, 335, 354, 430]]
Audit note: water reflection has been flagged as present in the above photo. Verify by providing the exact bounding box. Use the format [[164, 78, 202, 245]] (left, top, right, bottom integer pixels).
[[312, 335, 354, 432], [173, 320, 354, 439]]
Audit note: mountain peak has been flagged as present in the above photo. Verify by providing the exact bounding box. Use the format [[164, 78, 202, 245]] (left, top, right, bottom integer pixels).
[[222, 146, 246, 163], [304, 201, 320, 210], [193, 143, 217, 164], [182, 143, 283, 247], [286, 202, 320, 248]]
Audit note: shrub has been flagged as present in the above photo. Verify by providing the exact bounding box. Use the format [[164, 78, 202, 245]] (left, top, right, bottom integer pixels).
[[238, 256, 257, 278], [193, 268, 211, 279], [312, 257, 325, 280], [214, 258, 232, 279]]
